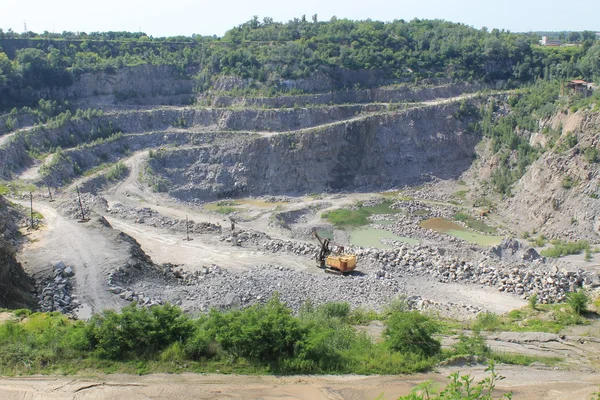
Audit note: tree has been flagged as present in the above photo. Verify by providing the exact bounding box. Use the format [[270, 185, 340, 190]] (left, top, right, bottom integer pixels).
[[568, 31, 581, 43], [582, 30, 596, 41]]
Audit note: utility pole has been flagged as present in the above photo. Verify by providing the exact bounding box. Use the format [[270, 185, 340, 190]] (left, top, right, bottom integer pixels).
[[76, 185, 88, 222], [46, 181, 53, 202], [29, 191, 35, 229], [183, 214, 193, 241]]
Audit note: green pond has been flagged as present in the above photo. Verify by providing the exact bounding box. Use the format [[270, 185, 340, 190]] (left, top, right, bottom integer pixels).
[[420, 218, 503, 246], [349, 227, 419, 249]]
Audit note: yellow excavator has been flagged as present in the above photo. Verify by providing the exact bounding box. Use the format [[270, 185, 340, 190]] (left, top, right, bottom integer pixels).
[[312, 231, 357, 275]]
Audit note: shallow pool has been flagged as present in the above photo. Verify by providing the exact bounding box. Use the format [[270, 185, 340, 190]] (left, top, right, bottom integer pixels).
[[420, 218, 503, 246], [349, 226, 419, 249]]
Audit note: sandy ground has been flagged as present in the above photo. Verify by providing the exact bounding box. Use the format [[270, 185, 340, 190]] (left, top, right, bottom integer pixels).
[[0, 365, 599, 400]]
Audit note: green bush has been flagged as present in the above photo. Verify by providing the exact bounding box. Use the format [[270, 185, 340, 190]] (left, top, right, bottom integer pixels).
[[384, 311, 441, 357], [472, 312, 502, 331], [528, 293, 539, 310], [452, 332, 491, 359], [85, 303, 194, 359], [105, 162, 128, 181], [540, 240, 590, 258], [584, 147, 599, 163], [203, 295, 304, 364], [317, 302, 350, 318], [397, 362, 511, 399], [567, 290, 590, 315]]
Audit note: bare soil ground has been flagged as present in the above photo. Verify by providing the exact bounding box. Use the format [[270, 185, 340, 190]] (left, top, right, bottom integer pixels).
[[0, 365, 599, 400]]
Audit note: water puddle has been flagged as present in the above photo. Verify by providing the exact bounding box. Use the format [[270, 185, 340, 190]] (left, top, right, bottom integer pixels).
[[420, 218, 503, 246], [317, 229, 334, 240], [349, 227, 419, 249], [371, 220, 395, 226]]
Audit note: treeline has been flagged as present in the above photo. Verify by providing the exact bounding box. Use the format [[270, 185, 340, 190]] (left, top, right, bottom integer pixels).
[[1, 18, 600, 111]]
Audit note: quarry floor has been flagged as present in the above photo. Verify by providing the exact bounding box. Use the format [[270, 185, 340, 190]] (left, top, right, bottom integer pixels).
[[1, 365, 599, 400]]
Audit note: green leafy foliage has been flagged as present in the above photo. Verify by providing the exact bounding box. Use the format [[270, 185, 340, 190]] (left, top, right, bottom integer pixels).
[[396, 362, 512, 400], [452, 332, 491, 359], [540, 240, 590, 258], [528, 293, 539, 310], [567, 290, 590, 315], [384, 311, 441, 357], [203, 295, 303, 364], [85, 303, 194, 359]]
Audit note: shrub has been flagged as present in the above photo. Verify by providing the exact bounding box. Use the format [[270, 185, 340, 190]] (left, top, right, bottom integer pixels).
[[397, 361, 511, 399], [528, 293, 539, 310], [540, 240, 590, 258], [105, 162, 128, 181], [317, 302, 350, 319], [567, 290, 589, 315], [452, 332, 491, 358], [584, 147, 599, 163], [384, 311, 441, 357], [85, 303, 194, 359], [561, 176, 576, 189], [473, 312, 502, 331], [203, 295, 304, 364]]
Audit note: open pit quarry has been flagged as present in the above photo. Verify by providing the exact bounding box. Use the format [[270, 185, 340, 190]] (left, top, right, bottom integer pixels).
[[0, 62, 599, 399], [0, 76, 598, 322]]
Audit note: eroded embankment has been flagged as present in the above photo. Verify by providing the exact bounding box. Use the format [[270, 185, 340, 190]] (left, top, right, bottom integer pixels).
[[0, 196, 36, 309]]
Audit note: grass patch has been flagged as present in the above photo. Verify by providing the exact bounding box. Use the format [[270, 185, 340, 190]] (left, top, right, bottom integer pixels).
[[540, 240, 590, 258], [0, 181, 37, 195], [323, 208, 372, 227], [490, 352, 562, 366], [472, 304, 588, 334], [205, 200, 239, 215], [322, 200, 400, 228], [454, 190, 468, 200], [453, 212, 497, 234]]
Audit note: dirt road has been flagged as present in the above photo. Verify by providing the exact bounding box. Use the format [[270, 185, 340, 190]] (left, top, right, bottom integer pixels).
[[14, 200, 127, 318], [0, 365, 598, 400]]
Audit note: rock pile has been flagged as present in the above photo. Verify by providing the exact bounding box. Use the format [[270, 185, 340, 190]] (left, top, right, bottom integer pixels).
[[354, 245, 587, 303], [107, 202, 222, 234], [37, 261, 80, 314]]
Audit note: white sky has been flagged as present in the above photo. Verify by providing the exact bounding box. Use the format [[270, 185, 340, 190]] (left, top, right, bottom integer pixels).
[[1, 0, 598, 37]]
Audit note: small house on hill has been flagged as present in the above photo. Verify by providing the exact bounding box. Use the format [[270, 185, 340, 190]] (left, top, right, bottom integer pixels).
[[565, 80, 595, 96]]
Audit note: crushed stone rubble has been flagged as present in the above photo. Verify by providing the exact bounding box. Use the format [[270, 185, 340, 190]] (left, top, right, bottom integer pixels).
[[96, 233, 597, 320], [36, 261, 80, 314], [106, 202, 222, 234]]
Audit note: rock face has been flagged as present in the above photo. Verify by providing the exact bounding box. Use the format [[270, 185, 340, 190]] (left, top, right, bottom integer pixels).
[[499, 110, 600, 241], [39, 65, 196, 108], [0, 195, 36, 309], [163, 103, 480, 200]]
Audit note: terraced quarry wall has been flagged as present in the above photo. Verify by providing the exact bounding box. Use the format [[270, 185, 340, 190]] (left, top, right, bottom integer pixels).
[[154, 103, 480, 200]]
